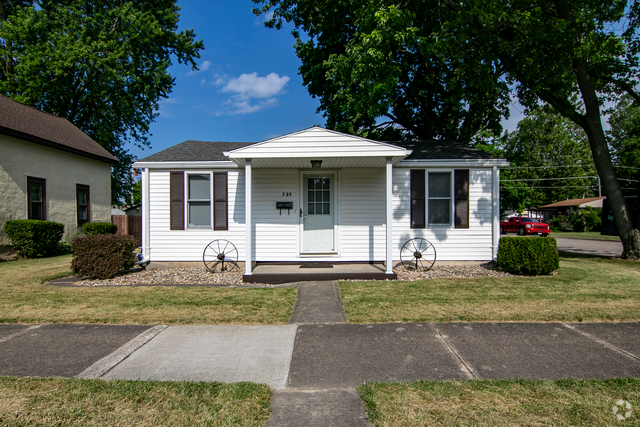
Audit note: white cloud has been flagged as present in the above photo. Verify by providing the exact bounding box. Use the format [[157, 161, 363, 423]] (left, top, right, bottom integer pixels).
[[215, 72, 290, 115], [187, 60, 212, 75], [221, 72, 290, 100], [157, 97, 182, 118]]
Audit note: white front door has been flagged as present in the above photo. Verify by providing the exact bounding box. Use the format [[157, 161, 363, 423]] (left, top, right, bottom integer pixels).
[[302, 174, 335, 253]]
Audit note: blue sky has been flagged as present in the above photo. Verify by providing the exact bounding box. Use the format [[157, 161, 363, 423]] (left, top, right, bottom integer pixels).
[[133, 0, 525, 160]]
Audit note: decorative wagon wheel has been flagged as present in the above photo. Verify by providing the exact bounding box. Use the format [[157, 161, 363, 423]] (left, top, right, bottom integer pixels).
[[203, 239, 238, 273], [400, 238, 436, 271]]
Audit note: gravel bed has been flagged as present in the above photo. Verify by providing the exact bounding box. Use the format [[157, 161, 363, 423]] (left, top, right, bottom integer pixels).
[[77, 262, 513, 287]]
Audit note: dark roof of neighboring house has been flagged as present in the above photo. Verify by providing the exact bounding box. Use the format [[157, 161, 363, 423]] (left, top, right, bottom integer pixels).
[[538, 196, 606, 209], [138, 140, 254, 162], [0, 95, 118, 164], [391, 139, 504, 160], [139, 138, 504, 162]]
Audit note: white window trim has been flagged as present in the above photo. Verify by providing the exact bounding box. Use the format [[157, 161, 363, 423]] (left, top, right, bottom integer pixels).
[[185, 171, 213, 229], [426, 169, 454, 227]]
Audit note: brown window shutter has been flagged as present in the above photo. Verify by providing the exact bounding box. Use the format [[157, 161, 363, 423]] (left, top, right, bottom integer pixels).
[[410, 169, 425, 229], [455, 169, 469, 229], [213, 172, 228, 230], [170, 171, 184, 230]]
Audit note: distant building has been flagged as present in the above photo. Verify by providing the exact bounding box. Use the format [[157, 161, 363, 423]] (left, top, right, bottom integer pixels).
[[0, 95, 118, 250], [535, 196, 605, 222]]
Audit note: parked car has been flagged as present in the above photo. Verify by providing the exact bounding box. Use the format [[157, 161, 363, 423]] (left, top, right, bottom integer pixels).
[[500, 217, 550, 236]]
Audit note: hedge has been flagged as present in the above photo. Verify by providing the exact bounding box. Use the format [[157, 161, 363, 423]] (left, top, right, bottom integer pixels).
[[3, 220, 64, 258], [71, 235, 137, 279], [497, 236, 560, 275], [82, 222, 117, 236]]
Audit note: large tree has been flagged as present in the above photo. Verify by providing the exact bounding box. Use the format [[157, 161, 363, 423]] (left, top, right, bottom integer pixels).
[[253, 0, 511, 143], [0, 0, 204, 203], [254, 0, 640, 258]]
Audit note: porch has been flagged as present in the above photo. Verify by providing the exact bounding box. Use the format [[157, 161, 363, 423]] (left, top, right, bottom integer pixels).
[[245, 262, 396, 284]]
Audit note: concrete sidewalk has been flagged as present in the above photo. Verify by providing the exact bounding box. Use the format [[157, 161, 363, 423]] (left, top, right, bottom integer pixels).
[[3, 279, 640, 426]]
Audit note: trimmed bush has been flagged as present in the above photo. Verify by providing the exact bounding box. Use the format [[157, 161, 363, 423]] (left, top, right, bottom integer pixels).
[[569, 207, 602, 232], [3, 220, 64, 258], [71, 235, 137, 279], [82, 222, 117, 236], [497, 236, 560, 275]]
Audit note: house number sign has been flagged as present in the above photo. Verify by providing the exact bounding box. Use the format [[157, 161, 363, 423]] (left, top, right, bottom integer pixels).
[[282, 192, 292, 197]]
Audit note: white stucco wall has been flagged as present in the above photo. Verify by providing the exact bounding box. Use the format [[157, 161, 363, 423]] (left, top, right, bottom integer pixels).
[[0, 134, 112, 246]]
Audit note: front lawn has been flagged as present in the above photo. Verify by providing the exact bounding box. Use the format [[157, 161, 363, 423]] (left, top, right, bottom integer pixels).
[[0, 377, 271, 426], [341, 256, 640, 323], [0, 255, 295, 325], [358, 378, 640, 426]]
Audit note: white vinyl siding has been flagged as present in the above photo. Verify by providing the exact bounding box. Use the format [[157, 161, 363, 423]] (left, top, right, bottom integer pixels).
[[148, 169, 245, 262], [392, 168, 493, 261], [252, 169, 299, 261]]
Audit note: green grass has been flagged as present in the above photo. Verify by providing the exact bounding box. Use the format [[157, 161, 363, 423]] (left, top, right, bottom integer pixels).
[[550, 230, 621, 241], [0, 255, 296, 325], [358, 378, 640, 426], [0, 377, 271, 426], [340, 256, 640, 323]]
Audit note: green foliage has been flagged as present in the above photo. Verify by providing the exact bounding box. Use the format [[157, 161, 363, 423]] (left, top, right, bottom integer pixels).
[[253, 0, 510, 142], [71, 234, 137, 279], [569, 207, 602, 232], [3, 219, 64, 258], [82, 222, 117, 236], [131, 179, 141, 206], [0, 0, 204, 204], [548, 215, 571, 232], [497, 107, 597, 212], [607, 96, 640, 196], [497, 237, 560, 276]]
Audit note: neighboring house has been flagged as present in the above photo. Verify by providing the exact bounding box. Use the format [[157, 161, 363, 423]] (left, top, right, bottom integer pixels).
[[0, 95, 118, 250], [535, 196, 605, 222], [133, 127, 507, 280]]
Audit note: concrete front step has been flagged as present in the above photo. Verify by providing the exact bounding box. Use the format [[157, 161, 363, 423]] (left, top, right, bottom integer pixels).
[[244, 262, 396, 284]]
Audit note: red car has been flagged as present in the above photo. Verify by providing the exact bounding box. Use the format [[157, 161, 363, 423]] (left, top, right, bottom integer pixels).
[[500, 217, 550, 236]]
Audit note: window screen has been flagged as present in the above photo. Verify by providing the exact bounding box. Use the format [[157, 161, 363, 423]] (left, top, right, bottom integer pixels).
[[188, 174, 211, 227], [428, 172, 451, 225], [307, 177, 331, 215]]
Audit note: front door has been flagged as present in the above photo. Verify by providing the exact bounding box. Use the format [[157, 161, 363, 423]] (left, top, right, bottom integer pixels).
[[302, 175, 335, 253]]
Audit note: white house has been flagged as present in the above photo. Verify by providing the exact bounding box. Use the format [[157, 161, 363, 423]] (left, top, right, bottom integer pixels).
[[133, 127, 507, 281]]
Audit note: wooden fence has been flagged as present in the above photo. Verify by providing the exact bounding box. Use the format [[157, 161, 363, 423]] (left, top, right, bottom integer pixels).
[[111, 215, 142, 246]]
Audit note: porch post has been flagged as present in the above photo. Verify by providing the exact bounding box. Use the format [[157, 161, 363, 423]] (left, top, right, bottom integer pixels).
[[386, 158, 393, 274], [492, 166, 500, 260], [245, 159, 252, 275]]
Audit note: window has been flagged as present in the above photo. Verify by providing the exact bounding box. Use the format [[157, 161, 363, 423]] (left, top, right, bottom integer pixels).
[[76, 184, 90, 226], [410, 169, 469, 229], [428, 172, 452, 225], [169, 171, 229, 230], [187, 174, 211, 227], [307, 177, 331, 215], [27, 177, 46, 220]]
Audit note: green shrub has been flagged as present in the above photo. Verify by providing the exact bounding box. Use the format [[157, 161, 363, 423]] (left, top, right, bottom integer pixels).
[[82, 222, 117, 236], [548, 214, 571, 232], [3, 220, 64, 258], [71, 235, 137, 279], [497, 236, 560, 275], [569, 207, 602, 232]]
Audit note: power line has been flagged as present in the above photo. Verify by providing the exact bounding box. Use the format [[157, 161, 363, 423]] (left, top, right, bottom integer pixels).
[[501, 176, 597, 182]]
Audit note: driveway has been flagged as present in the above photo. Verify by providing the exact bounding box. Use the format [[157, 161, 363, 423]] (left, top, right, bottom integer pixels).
[[555, 237, 623, 257]]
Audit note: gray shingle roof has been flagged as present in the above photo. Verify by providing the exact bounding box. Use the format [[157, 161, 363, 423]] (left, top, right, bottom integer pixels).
[[138, 140, 253, 162], [138, 137, 504, 162], [391, 140, 504, 160], [0, 94, 118, 164]]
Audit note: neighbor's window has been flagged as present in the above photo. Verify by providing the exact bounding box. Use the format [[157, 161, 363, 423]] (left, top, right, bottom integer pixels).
[[187, 174, 211, 227], [27, 176, 46, 220], [76, 184, 90, 226], [428, 172, 452, 225]]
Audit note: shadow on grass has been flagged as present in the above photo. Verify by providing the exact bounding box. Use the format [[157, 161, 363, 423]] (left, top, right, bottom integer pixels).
[[557, 250, 620, 259]]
